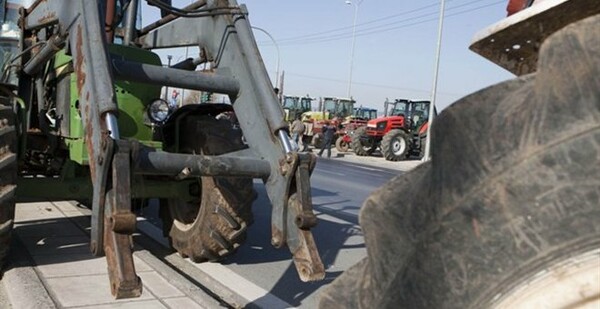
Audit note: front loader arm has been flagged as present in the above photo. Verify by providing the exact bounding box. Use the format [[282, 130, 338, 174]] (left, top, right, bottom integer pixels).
[[22, 0, 142, 297], [138, 1, 325, 281], [19, 0, 323, 300]]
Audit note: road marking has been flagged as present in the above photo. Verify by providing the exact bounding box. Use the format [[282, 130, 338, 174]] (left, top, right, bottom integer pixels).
[[319, 169, 346, 176], [136, 218, 295, 309], [351, 165, 379, 172]]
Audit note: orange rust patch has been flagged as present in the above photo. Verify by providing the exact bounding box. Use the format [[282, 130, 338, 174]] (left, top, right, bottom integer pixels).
[[75, 24, 86, 96]]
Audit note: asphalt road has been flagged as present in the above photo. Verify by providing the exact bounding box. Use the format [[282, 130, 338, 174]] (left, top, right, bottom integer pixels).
[[137, 156, 407, 308]]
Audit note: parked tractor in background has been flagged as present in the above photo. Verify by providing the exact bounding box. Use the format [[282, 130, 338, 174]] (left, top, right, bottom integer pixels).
[[0, 0, 324, 299], [335, 107, 378, 152], [282, 94, 313, 122], [351, 99, 432, 161], [302, 96, 355, 148]]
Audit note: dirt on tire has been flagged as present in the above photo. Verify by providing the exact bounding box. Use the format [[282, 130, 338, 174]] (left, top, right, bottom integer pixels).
[[163, 115, 257, 262], [320, 14, 600, 308], [350, 126, 374, 156], [335, 136, 349, 152], [380, 129, 408, 161]]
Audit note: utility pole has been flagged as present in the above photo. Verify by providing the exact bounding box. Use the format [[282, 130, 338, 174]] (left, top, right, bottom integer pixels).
[[345, 0, 364, 98], [423, 0, 446, 161]]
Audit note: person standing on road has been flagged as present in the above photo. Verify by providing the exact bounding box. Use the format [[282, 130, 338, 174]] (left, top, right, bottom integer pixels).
[[318, 120, 336, 158], [290, 115, 305, 149]]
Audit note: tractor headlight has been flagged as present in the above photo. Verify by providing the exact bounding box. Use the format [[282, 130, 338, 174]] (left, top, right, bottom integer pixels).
[[376, 121, 387, 131], [148, 99, 170, 123]]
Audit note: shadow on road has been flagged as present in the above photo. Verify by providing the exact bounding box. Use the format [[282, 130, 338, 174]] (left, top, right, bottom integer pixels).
[[223, 184, 365, 307]]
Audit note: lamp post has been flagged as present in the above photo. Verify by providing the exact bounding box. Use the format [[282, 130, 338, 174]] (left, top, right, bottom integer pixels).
[[252, 26, 281, 90], [164, 55, 172, 100], [423, 0, 446, 161], [345, 0, 364, 98]]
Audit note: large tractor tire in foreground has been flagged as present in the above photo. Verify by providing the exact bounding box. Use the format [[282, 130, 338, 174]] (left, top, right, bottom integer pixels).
[[350, 127, 375, 156], [380, 129, 409, 161], [163, 116, 257, 262], [320, 15, 600, 308], [0, 96, 17, 271]]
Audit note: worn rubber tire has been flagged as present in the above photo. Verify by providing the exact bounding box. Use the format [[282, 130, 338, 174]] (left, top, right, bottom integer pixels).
[[417, 135, 427, 159], [335, 136, 349, 152], [0, 97, 17, 271], [163, 116, 257, 262], [311, 133, 323, 149], [320, 14, 600, 309], [380, 129, 409, 161], [350, 127, 375, 156]]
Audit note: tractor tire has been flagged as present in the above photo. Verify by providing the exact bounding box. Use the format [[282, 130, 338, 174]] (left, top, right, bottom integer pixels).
[[312, 134, 323, 149], [335, 136, 349, 152], [0, 97, 17, 271], [350, 127, 375, 156], [417, 136, 427, 159], [163, 116, 257, 262], [320, 14, 600, 308], [380, 129, 409, 161]]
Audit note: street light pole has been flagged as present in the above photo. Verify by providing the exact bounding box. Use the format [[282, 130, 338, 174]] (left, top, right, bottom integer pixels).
[[423, 0, 446, 161], [252, 26, 281, 90], [345, 0, 363, 99], [164, 55, 172, 101]]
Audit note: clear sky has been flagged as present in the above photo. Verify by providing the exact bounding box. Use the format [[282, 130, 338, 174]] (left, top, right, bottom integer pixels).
[[144, 0, 515, 111]]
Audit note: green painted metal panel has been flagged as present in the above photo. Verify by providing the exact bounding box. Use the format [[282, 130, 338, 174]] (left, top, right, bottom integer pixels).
[[61, 44, 163, 163]]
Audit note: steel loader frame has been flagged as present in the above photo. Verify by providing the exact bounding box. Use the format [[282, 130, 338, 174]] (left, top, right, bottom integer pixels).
[[18, 0, 324, 298]]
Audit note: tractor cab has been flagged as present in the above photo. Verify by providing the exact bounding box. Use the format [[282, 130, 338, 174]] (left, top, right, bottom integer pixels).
[[282, 96, 299, 121], [320, 97, 355, 120], [282, 95, 314, 122], [380, 99, 432, 132], [353, 107, 378, 120], [408, 100, 432, 132]]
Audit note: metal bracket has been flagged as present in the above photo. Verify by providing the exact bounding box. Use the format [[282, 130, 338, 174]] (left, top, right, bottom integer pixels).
[[90, 130, 114, 255], [103, 140, 142, 298], [284, 152, 324, 282]]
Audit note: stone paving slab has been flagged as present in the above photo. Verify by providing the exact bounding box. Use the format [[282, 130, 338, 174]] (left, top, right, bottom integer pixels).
[[1, 201, 220, 309]]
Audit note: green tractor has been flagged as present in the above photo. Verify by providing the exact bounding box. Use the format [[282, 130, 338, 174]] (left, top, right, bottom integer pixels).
[[282, 94, 314, 122], [0, 0, 324, 298]]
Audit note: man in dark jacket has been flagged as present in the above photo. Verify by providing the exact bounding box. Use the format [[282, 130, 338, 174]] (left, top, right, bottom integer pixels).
[[318, 120, 336, 158]]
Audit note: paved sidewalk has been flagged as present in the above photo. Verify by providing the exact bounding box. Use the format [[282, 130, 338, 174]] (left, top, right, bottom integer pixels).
[[1, 201, 221, 309]]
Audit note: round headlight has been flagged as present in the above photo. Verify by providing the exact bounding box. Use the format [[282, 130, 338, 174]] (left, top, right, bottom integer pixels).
[[148, 99, 170, 123]]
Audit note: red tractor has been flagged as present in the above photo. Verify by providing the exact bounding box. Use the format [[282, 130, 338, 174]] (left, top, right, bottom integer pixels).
[[351, 99, 433, 161], [302, 97, 355, 148], [335, 107, 378, 152]]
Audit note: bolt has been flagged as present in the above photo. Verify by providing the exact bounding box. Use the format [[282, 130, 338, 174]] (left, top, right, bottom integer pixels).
[[271, 236, 281, 247], [280, 164, 288, 176]]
